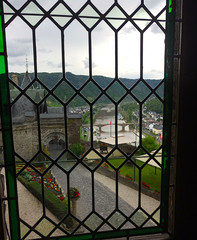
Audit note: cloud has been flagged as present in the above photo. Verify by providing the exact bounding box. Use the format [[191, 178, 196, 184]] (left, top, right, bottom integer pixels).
[[83, 57, 97, 69], [37, 48, 53, 54], [121, 24, 137, 34], [7, 44, 32, 58], [47, 61, 62, 69], [144, 0, 166, 11], [150, 23, 163, 34]]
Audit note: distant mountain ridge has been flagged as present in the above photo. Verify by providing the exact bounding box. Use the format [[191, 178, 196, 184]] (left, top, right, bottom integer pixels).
[[10, 72, 163, 104]]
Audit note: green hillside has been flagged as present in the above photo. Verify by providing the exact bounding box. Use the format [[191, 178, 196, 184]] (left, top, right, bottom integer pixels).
[[10, 72, 163, 106]]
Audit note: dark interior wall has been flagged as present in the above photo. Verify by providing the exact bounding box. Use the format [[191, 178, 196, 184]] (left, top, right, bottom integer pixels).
[[174, 0, 197, 238]]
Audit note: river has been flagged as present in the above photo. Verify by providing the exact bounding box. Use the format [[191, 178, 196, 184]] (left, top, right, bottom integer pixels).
[[93, 104, 139, 145]]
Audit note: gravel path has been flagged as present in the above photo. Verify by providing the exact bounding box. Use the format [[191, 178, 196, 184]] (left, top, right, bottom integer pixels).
[[51, 163, 158, 231]]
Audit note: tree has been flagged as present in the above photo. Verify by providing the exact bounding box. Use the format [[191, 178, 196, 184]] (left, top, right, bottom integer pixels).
[[137, 135, 159, 155]]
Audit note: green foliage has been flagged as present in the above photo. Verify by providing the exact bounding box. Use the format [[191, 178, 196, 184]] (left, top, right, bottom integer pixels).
[[144, 97, 163, 114], [120, 102, 138, 122], [138, 135, 160, 155], [82, 111, 90, 124], [68, 187, 80, 199], [20, 170, 32, 181], [70, 143, 85, 157]]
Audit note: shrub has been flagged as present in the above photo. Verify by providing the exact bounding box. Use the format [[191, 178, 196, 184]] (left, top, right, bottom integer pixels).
[[20, 170, 32, 181], [68, 187, 80, 199], [70, 143, 85, 157], [137, 135, 159, 155]]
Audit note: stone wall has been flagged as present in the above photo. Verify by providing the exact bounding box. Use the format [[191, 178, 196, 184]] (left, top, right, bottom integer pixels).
[[12, 116, 81, 161]]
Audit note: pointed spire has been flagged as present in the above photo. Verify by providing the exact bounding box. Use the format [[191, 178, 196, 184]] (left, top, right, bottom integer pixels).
[[21, 57, 33, 89], [26, 56, 28, 72]]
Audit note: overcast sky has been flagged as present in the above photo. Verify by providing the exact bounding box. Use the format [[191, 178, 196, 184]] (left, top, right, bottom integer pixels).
[[5, 0, 166, 79]]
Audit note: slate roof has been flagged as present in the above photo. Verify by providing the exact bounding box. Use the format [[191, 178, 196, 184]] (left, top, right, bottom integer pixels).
[[21, 70, 33, 89]]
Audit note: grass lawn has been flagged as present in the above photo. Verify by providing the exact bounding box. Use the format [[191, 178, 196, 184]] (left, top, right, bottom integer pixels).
[[106, 158, 161, 192]]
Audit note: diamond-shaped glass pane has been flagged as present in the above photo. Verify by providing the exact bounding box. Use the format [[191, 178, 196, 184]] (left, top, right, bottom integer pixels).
[[108, 211, 126, 229], [130, 210, 148, 227], [81, 81, 101, 103], [131, 81, 151, 102], [107, 150, 126, 169], [155, 83, 164, 99], [21, 2, 44, 26], [26, 82, 48, 104], [106, 6, 126, 29], [51, 3, 73, 27], [51, 3, 72, 16], [93, 75, 113, 89], [84, 213, 103, 231], [53, 81, 75, 103], [35, 218, 56, 237], [83, 150, 102, 170], [22, 2, 43, 14], [79, 4, 100, 17], [57, 152, 78, 172], [31, 153, 52, 173], [107, 6, 126, 19], [106, 82, 126, 102], [132, 7, 152, 30], [79, 5, 100, 28]]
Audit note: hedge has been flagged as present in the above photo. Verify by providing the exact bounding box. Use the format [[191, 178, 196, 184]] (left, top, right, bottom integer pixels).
[[18, 176, 73, 228]]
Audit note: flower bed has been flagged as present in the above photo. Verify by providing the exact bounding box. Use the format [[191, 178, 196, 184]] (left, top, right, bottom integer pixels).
[[125, 174, 133, 181], [142, 181, 150, 189], [16, 164, 74, 228], [16, 165, 65, 201]]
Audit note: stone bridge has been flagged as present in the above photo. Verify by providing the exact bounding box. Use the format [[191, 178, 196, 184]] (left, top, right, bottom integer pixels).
[[82, 122, 133, 132]]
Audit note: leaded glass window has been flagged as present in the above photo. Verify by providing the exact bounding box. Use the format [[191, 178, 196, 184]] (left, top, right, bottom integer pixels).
[[0, 0, 177, 239]]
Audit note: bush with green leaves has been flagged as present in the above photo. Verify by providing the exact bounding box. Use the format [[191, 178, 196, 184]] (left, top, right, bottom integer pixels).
[[137, 135, 160, 155], [70, 143, 85, 157], [20, 170, 32, 181]]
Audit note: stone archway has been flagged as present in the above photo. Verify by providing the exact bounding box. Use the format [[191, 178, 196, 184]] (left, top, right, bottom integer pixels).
[[42, 132, 66, 159]]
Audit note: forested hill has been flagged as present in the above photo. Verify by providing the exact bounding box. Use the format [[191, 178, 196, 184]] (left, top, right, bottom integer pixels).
[[11, 72, 163, 103]]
